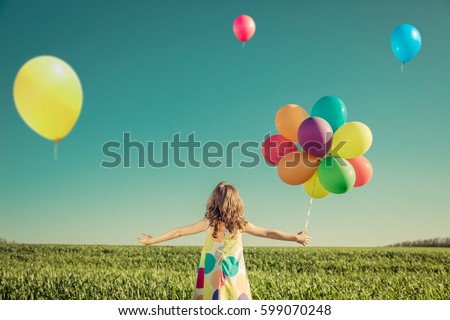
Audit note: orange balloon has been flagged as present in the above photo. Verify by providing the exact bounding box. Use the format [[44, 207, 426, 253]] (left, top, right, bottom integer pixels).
[[275, 104, 309, 142], [277, 151, 319, 185]]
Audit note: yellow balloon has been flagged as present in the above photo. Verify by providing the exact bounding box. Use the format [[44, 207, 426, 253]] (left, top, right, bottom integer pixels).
[[331, 122, 372, 158], [304, 171, 329, 199], [13, 56, 83, 141]]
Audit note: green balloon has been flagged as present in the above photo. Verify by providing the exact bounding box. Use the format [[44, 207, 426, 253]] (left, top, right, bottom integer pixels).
[[318, 156, 356, 194]]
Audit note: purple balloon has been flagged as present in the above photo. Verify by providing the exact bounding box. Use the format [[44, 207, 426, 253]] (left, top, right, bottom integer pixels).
[[298, 117, 333, 157]]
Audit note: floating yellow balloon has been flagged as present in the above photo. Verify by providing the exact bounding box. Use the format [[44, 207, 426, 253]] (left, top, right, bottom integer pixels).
[[275, 104, 309, 142], [14, 56, 83, 142], [304, 171, 329, 199], [331, 122, 372, 159]]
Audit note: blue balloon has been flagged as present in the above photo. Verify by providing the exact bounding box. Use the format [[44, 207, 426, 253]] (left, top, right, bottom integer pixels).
[[311, 96, 347, 133], [391, 24, 421, 63]]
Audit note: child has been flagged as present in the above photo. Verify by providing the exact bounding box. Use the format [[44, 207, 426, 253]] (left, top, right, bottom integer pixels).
[[137, 181, 311, 300]]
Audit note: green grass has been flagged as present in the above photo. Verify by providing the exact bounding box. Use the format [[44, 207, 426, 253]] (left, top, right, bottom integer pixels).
[[0, 244, 448, 299]]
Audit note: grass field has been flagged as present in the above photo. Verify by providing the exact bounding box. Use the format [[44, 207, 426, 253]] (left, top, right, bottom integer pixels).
[[0, 244, 448, 299]]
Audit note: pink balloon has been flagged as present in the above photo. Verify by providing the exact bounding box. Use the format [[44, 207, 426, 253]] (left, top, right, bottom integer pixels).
[[233, 15, 256, 43], [347, 156, 373, 187], [261, 134, 298, 166]]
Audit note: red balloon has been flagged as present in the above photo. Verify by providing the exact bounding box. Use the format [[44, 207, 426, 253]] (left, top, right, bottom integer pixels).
[[347, 156, 373, 187], [262, 134, 298, 166], [233, 15, 256, 43]]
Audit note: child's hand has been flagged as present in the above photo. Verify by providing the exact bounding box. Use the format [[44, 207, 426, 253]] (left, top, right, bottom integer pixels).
[[296, 230, 311, 246], [137, 233, 154, 245]]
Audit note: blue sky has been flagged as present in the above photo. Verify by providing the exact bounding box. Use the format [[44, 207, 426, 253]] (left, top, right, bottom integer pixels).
[[0, 0, 449, 246]]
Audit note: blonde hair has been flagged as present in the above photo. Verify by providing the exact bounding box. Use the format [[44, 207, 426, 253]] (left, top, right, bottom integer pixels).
[[205, 182, 247, 239]]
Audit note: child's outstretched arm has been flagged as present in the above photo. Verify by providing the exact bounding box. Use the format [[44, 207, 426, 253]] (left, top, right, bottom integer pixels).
[[137, 218, 208, 245], [244, 222, 311, 246]]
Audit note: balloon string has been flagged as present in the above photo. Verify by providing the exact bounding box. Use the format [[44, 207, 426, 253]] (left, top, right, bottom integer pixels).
[[304, 197, 313, 230], [304, 173, 318, 230], [401, 63, 404, 73], [54, 139, 60, 160], [242, 42, 245, 49]]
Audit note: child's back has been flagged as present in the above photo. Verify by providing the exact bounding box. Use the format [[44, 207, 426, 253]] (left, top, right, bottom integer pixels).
[[194, 223, 251, 300]]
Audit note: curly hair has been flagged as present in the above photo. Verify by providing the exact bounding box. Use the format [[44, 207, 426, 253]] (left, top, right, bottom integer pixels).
[[204, 182, 248, 239]]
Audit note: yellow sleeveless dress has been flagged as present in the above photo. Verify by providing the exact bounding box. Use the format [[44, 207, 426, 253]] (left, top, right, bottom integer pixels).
[[193, 226, 252, 300]]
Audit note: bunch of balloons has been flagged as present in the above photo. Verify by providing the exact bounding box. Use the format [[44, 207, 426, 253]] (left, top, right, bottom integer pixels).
[[391, 24, 421, 72], [261, 96, 373, 199], [13, 56, 83, 158]]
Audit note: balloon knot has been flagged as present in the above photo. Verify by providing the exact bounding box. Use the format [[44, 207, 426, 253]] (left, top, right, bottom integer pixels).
[[55, 139, 61, 145]]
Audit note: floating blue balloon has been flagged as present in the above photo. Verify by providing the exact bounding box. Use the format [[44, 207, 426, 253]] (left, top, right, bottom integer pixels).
[[311, 96, 347, 133], [391, 24, 421, 64]]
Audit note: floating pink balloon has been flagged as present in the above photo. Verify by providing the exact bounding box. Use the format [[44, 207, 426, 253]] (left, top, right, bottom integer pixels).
[[261, 134, 298, 166], [233, 15, 256, 44], [347, 156, 373, 187]]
